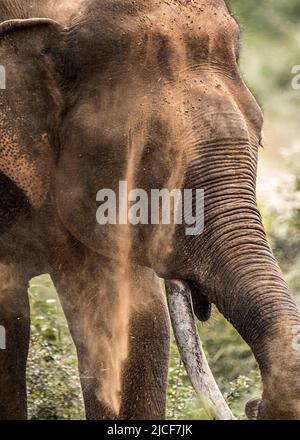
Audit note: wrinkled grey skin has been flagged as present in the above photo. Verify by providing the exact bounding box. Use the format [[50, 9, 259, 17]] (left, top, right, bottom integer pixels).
[[0, 0, 170, 420], [1, 0, 300, 420]]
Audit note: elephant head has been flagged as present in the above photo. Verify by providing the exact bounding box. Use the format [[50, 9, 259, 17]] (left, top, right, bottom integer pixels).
[[1, 0, 300, 420]]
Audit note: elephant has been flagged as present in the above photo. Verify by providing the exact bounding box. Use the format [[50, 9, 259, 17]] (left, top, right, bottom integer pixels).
[[1, 0, 300, 420]]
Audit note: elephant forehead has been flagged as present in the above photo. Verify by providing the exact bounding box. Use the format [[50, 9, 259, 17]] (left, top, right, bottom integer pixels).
[[63, 82, 188, 145], [68, 0, 239, 78], [61, 106, 185, 179]]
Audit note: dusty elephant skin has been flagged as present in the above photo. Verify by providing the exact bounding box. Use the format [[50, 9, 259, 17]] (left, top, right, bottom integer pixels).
[[0, 0, 300, 420]]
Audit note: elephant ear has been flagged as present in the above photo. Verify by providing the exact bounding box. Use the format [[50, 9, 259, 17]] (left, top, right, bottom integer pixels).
[[0, 18, 65, 208]]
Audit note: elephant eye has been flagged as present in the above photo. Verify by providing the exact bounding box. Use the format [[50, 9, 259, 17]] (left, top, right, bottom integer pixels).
[[258, 131, 264, 148], [234, 40, 241, 64]]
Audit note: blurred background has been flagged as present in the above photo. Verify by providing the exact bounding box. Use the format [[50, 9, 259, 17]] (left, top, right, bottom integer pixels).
[[26, 0, 300, 419]]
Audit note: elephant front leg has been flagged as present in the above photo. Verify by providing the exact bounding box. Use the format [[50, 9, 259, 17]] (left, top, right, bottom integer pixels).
[[0, 263, 30, 420], [52, 254, 170, 420], [119, 274, 170, 420]]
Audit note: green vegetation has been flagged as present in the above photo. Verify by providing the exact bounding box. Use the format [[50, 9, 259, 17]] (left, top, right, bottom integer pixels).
[[27, 276, 84, 420], [26, 1, 300, 419], [229, 0, 300, 109]]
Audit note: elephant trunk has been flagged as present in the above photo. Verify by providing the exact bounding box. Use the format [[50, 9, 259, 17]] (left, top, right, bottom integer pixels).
[[198, 203, 300, 419], [220, 252, 300, 418]]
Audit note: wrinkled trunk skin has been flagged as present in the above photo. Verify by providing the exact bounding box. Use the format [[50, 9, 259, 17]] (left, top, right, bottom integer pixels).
[[170, 85, 300, 418], [186, 141, 300, 418], [199, 217, 300, 419]]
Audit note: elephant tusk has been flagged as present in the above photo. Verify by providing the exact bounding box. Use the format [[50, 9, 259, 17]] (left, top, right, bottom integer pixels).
[[165, 279, 235, 420], [0, 18, 65, 36]]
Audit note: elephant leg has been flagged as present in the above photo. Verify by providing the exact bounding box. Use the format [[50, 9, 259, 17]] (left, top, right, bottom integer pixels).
[[0, 263, 30, 420], [119, 276, 170, 420], [51, 253, 170, 420]]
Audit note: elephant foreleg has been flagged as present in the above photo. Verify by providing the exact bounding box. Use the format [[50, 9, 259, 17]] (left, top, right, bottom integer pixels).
[[51, 253, 170, 420], [0, 263, 30, 420], [119, 274, 170, 420]]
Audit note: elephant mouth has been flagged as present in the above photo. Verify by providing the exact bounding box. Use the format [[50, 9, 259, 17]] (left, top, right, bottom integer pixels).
[[189, 280, 212, 322], [165, 279, 235, 420]]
